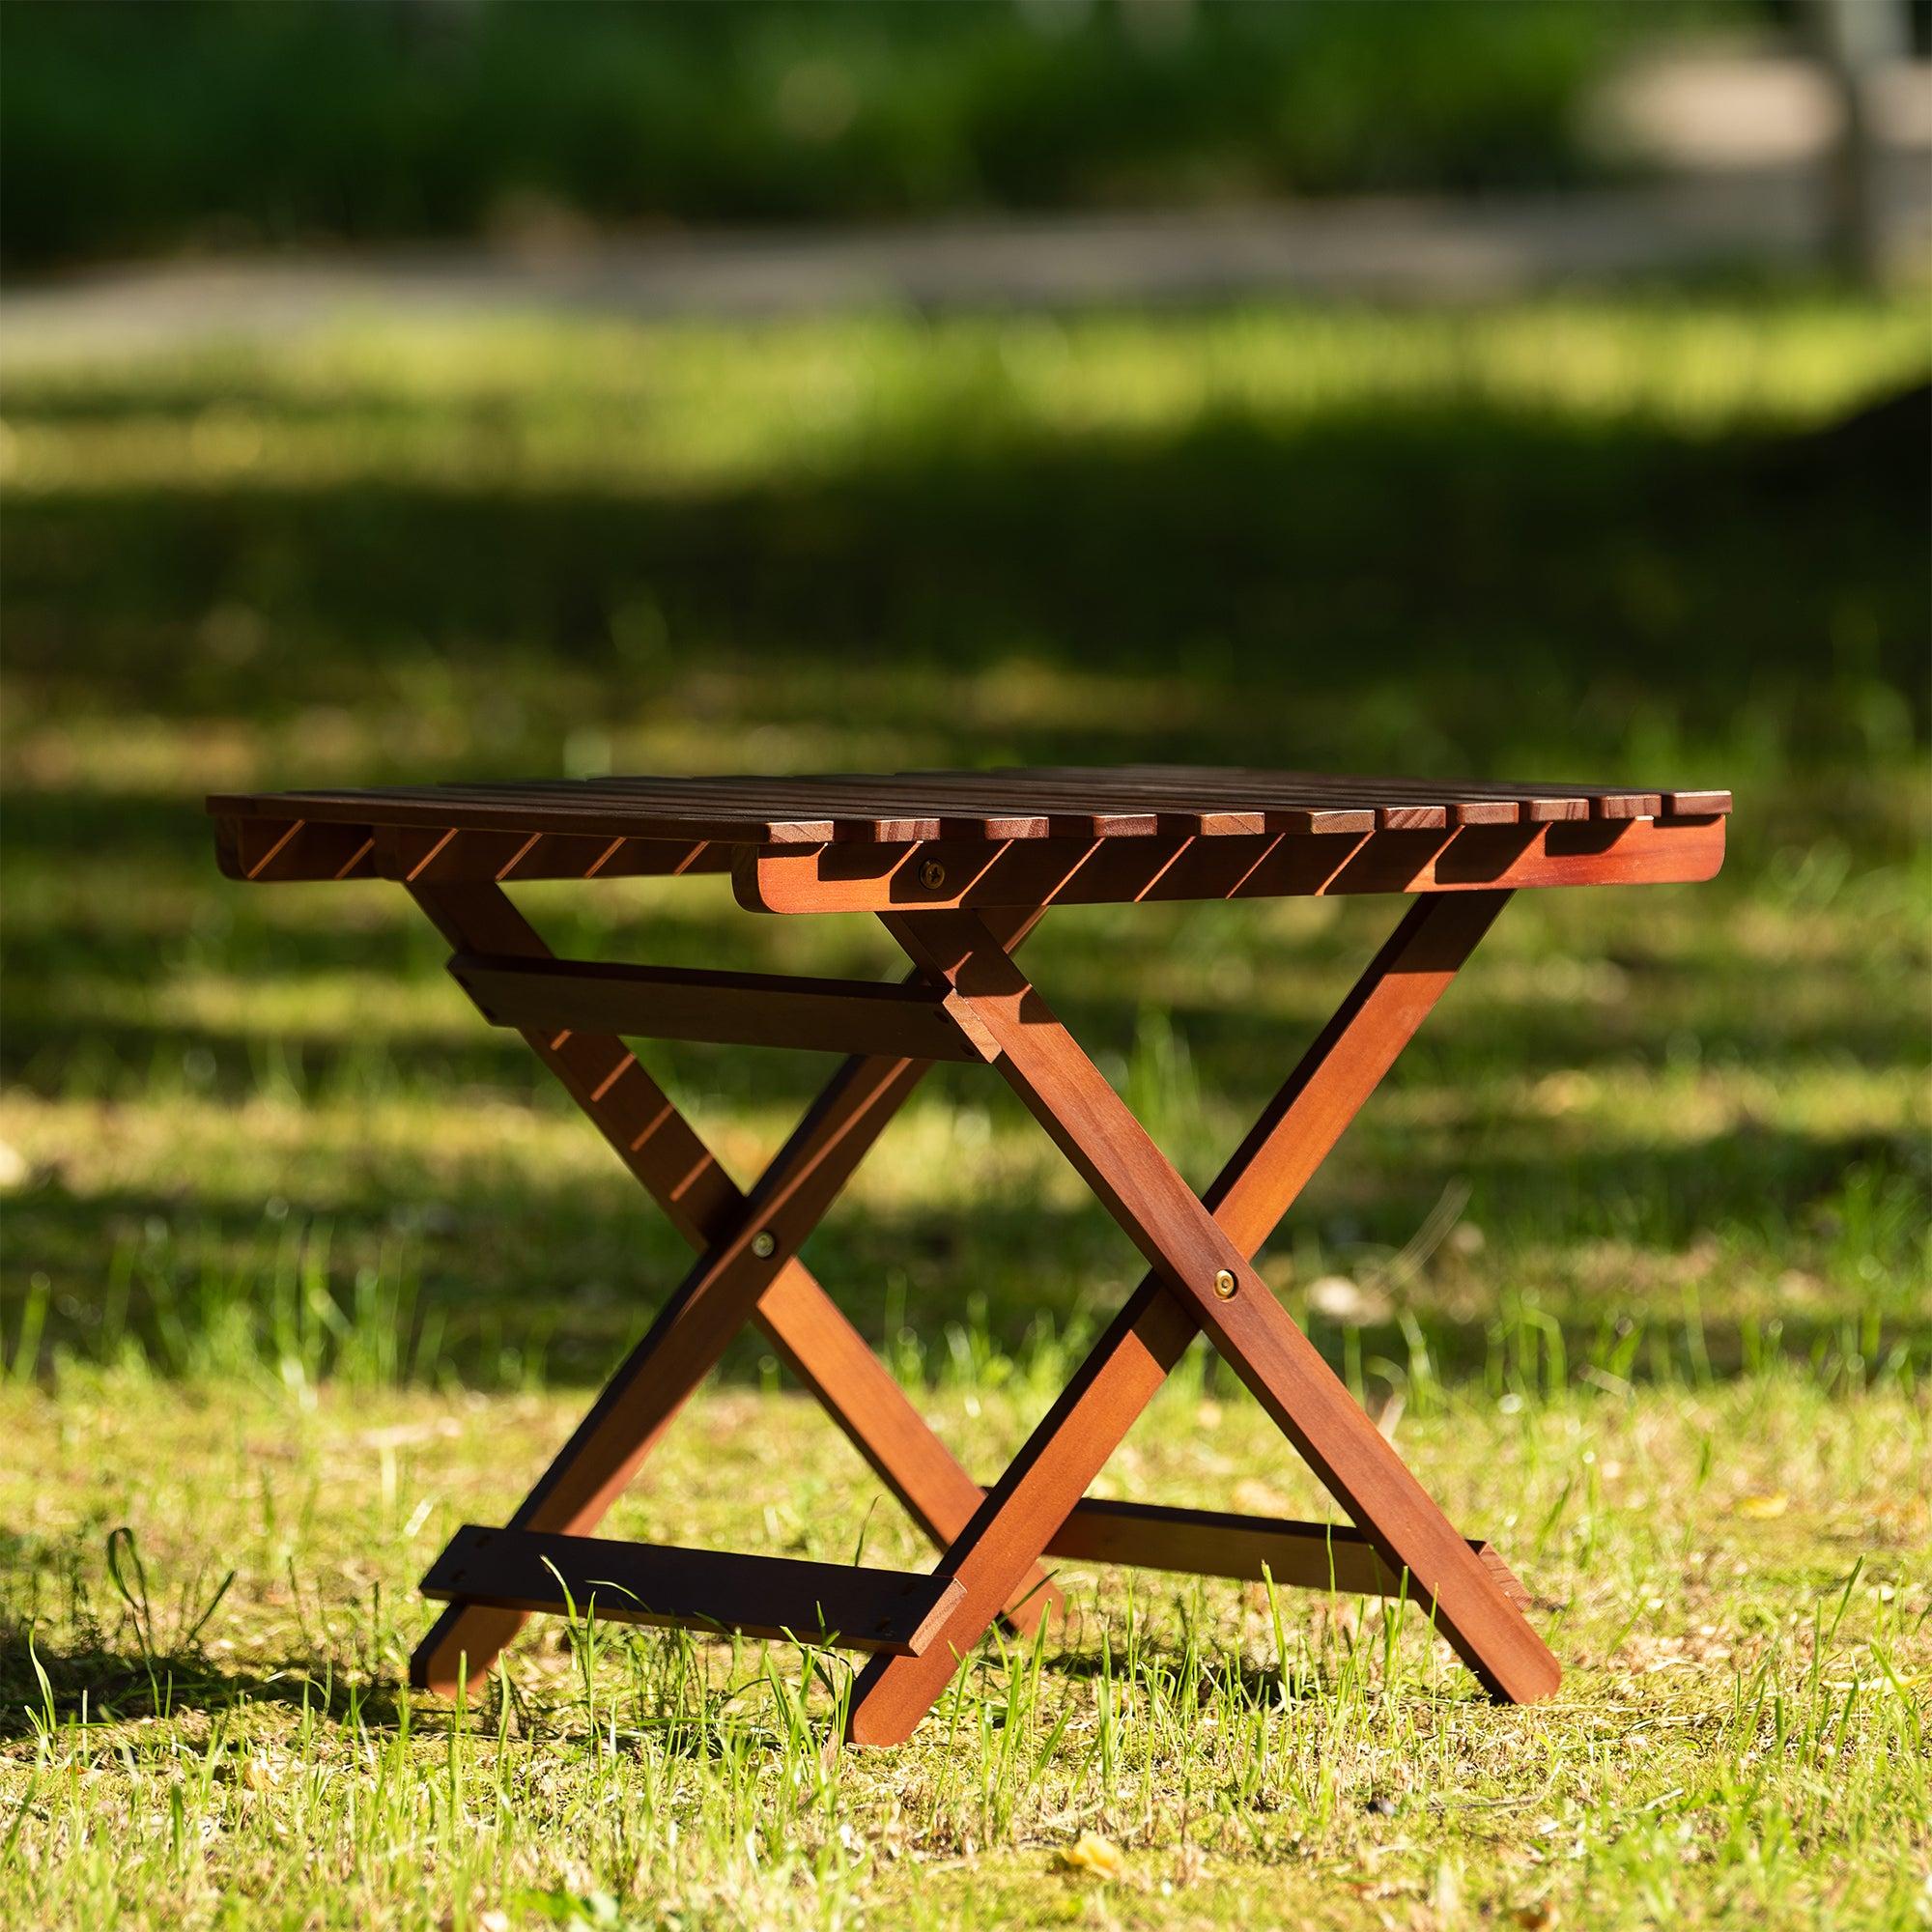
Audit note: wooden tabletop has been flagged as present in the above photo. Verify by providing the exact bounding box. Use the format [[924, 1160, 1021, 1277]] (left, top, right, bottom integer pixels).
[[210, 764, 1731, 848]]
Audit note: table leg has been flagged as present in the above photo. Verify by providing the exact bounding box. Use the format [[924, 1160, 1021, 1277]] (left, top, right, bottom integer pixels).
[[847, 892, 1556, 1745], [405, 882, 1058, 1694]]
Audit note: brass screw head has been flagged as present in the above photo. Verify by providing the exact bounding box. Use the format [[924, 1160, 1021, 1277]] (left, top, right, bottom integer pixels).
[[918, 859, 947, 890], [751, 1230, 778, 1260], [1212, 1268, 1238, 1299]]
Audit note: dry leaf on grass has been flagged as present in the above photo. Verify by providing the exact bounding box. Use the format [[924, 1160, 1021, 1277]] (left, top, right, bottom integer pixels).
[[1060, 1832, 1126, 1880]]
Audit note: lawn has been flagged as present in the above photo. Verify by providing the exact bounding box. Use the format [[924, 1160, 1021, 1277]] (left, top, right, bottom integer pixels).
[[1, 294, 1928, 1929]]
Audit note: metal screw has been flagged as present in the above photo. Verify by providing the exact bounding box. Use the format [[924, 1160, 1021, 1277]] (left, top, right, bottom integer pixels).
[[918, 859, 947, 890], [1212, 1268, 1237, 1300], [751, 1230, 777, 1260]]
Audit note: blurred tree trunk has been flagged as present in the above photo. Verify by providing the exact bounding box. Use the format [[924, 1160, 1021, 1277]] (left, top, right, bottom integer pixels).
[[1804, 0, 1909, 286]]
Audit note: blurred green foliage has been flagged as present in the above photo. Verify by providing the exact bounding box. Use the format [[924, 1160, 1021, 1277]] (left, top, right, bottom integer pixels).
[[7, 301, 1926, 776], [0, 0, 1641, 268], [3, 298, 1926, 1385]]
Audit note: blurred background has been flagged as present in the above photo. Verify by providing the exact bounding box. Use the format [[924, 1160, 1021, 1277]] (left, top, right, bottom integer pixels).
[[1, 0, 1926, 1397]]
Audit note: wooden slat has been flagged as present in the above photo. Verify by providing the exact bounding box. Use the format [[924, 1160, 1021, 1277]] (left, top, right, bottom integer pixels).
[[208, 766, 1731, 859], [1661, 789, 1733, 816], [374, 825, 729, 884], [213, 817, 731, 885], [214, 816, 380, 884], [1045, 1499, 1530, 1607], [973, 764, 1691, 828], [508, 775, 1157, 841], [449, 952, 988, 1061], [211, 788, 838, 846], [420, 1524, 966, 1656], [736, 817, 1727, 915]]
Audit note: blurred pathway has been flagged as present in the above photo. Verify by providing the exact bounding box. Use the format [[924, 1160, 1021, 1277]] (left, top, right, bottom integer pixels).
[[3, 55, 1927, 362]]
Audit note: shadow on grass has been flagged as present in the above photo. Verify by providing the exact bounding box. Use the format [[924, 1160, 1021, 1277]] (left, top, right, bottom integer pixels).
[[1031, 1636, 1453, 1710], [5, 395, 1925, 767], [4, 938, 1924, 1107], [6, 1100, 1924, 1392], [0, 1621, 407, 1743], [0, 1618, 1374, 1746], [4, 371, 1926, 1394]]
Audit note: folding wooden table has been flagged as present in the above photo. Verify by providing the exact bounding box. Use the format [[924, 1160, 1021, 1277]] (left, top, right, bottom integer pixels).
[[209, 765, 1729, 1744]]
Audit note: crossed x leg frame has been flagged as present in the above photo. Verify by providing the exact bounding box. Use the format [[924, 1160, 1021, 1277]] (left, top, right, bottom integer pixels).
[[408, 880, 1560, 1744]]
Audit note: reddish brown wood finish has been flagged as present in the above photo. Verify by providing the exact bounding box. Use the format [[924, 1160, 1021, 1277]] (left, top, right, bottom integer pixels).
[[736, 816, 1725, 916], [202, 765, 1726, 1740], [213, 766, 1726, 905], [407, 885, 1058, 1695], [1046, 1500, 1531, 1608], [421, 1525, 967, 1655], [449, 953, 988, 1061], [844, 892, 1557, 1745], [896, 905, 1560, 1704], [211, 765, 1730, 853], [214, 816, 730, 886], [217, 810, 1723, 906]]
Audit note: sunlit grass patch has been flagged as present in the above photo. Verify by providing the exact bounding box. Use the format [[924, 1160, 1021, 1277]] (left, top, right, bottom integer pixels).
[[1, 1370, 1925, 1929], [1, 292, 1927, 1924]]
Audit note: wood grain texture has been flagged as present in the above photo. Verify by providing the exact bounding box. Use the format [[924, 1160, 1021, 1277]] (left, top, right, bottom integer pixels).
[[207, 764, 1722, 1741], [889, 905, 1560, 1712], [450, 953, 988, 1062], [414, 1042, 929, 1694], [843, 892, 1545, 1746], [406, 885, 1058, 1696], [210, 764, 1730, 860], [736, 817, 1726, 915], [421, 1525, 967, 1656], [214, 817, 729, 885], [1046, 1500, 1531, 1608], [214, 815, 380, 883]]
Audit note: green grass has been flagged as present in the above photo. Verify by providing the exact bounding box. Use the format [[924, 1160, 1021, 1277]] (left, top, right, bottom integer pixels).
[[1, 294, 1928, 1927], [3, 1367, 1927, 1929]]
